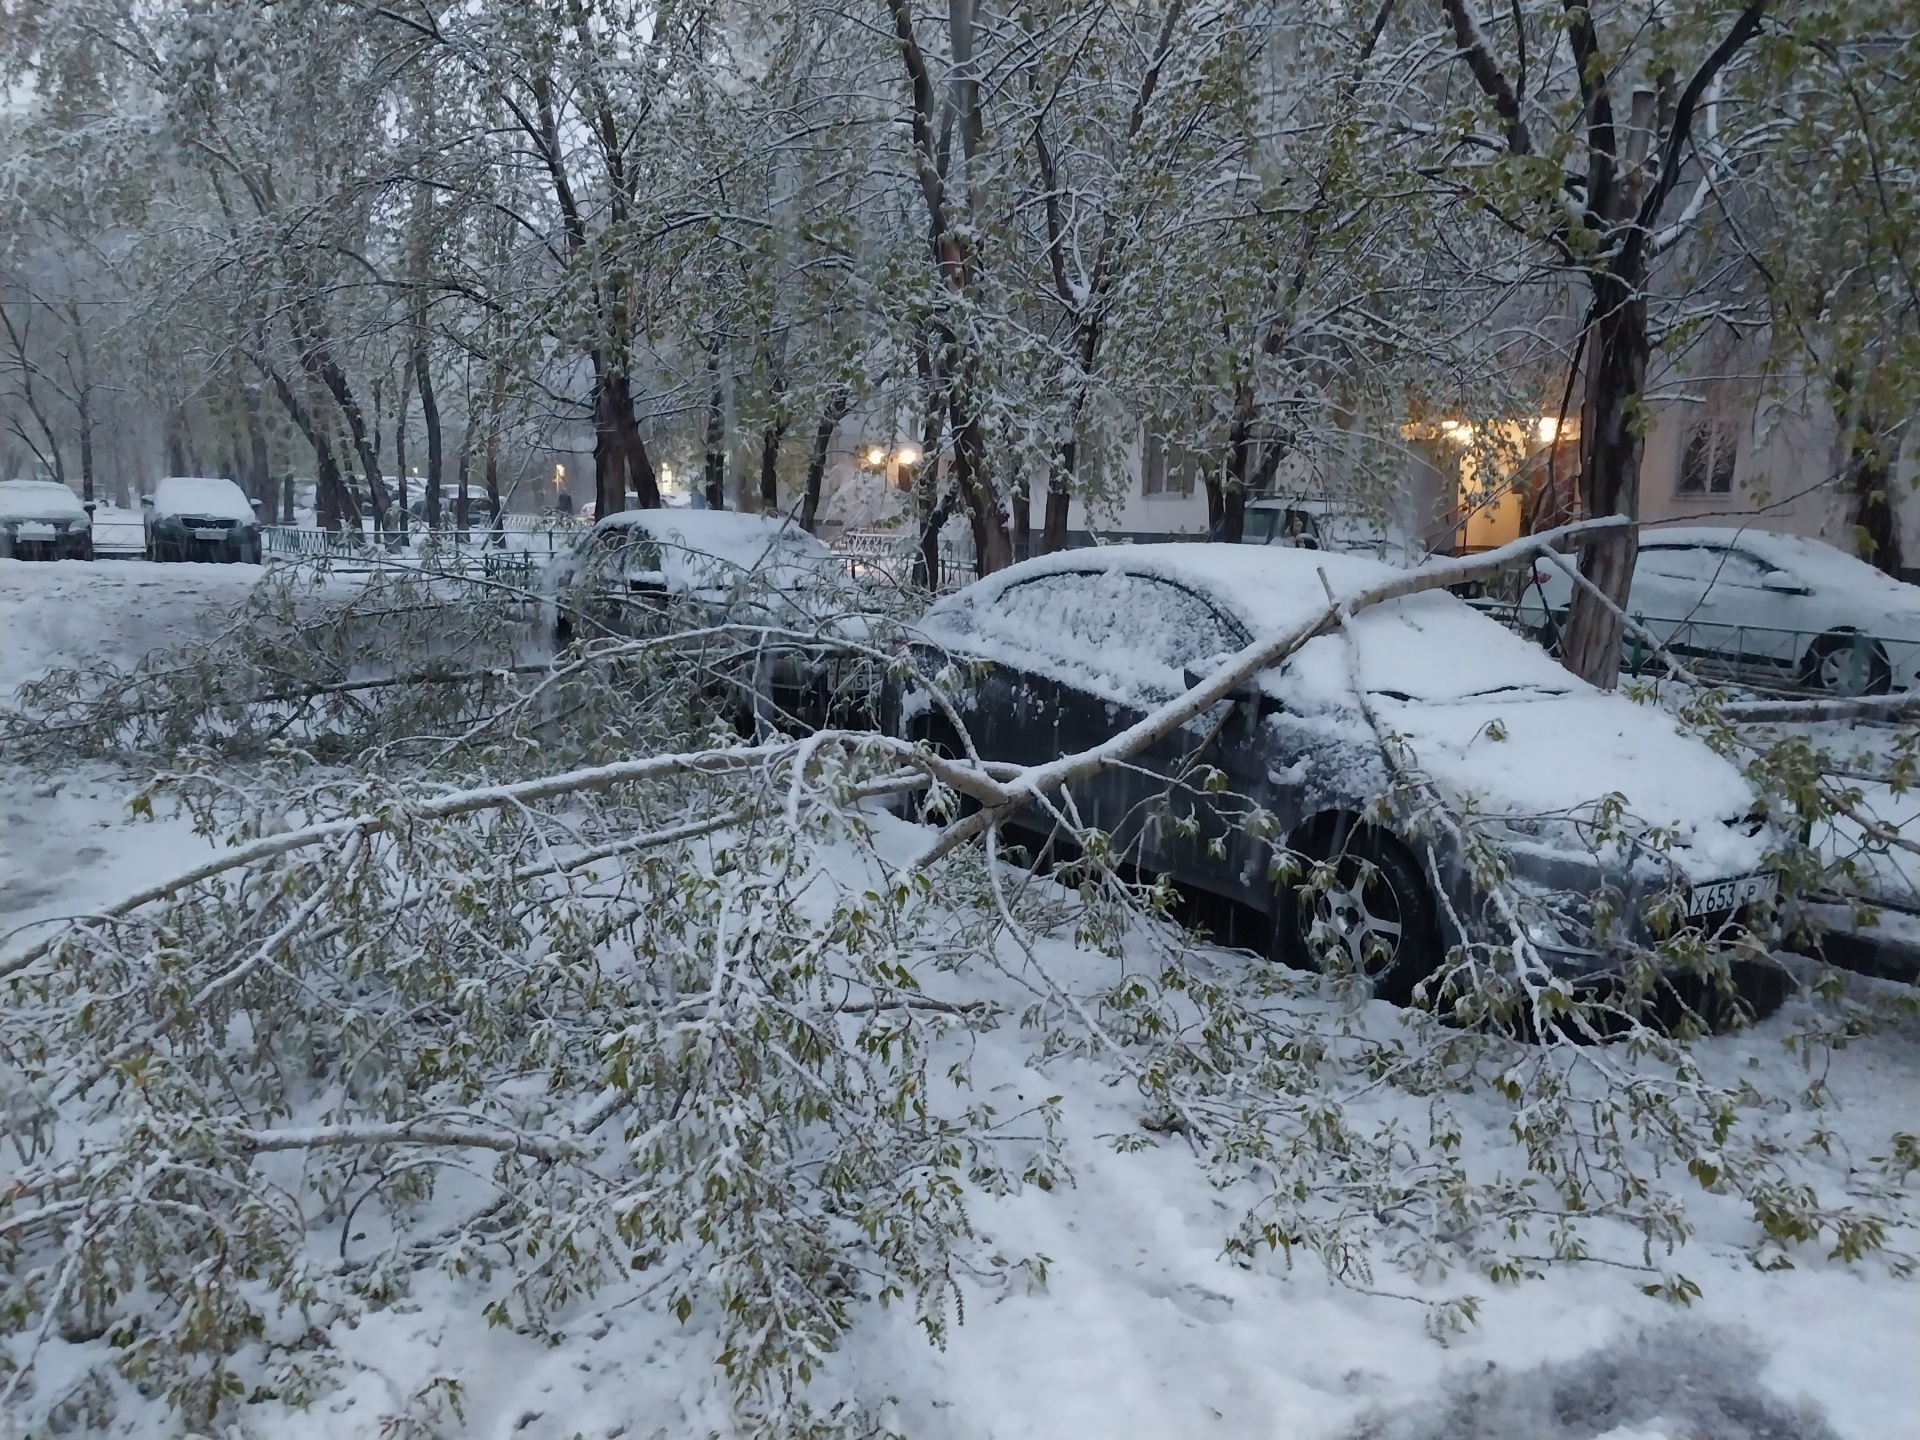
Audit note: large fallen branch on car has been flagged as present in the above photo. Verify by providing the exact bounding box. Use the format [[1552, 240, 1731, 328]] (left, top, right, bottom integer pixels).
[[910, 515, 1637, 866]]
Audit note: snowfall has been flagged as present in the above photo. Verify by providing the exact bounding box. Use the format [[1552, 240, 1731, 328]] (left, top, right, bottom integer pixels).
[[1, 555, 1917, 1440]]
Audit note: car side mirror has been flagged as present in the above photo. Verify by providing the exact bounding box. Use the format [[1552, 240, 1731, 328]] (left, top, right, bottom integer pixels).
[[139, 494, 154, 507], [1184, 665, 1263, 706], [250, 498, 264, 514], [1760, 571, 1809, 595]]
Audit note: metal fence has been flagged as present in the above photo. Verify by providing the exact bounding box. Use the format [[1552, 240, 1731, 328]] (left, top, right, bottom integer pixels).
[[832, 529, 972, 590], [262, 522, 579, 558]]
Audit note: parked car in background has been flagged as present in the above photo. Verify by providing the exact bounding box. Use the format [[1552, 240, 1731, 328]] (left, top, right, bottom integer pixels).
[[549, 509, 867, 728], [887, 546, 1777, 1002], [143, 476, 263, 563], [0, 480, 92, 560], [408, 484, 499, 526], [1239, 497, 1416, 563], [1518, 526, 1920, 696]]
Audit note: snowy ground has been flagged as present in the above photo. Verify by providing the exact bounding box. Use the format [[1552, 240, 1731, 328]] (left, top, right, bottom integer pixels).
[[2, 557, 1916, 1440]]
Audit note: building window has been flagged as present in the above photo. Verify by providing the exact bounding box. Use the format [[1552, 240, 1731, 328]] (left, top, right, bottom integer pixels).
[[1677, 418, 1736, 495], [1140, 427, 1196, 497]]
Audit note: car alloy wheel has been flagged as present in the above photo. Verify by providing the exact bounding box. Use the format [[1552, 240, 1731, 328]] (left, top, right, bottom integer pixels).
[[1802, 631, 1891, 696], [1280, 821, 1440, 1005]]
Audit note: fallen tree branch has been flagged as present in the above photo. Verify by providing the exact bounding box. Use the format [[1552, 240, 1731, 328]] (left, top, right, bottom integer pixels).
[[1717, 692, 1920, 725]]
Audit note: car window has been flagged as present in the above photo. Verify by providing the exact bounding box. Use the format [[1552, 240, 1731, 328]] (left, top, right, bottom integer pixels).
[[582, 526, 663, 571], [1243, 509, 1275, 543], [1637, 545, 1769, 590], [978, 570, 1249, 698]]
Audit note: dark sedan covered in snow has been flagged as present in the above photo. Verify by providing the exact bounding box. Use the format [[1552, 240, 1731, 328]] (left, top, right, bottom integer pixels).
[[143, 476, 264, 563], [887, 546, 1779, 1001]]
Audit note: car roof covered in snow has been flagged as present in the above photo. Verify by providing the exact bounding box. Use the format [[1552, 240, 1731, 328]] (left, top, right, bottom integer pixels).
[[150, 475, 257, 522], [0, 480, 87, 520], [1642, 525, 1920, 606], [588, 509, 834, 567]]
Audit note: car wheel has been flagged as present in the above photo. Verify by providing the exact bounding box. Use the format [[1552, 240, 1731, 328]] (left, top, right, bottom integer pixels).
[[1800, 631, 1891, 696], [1277, 819, 1440, 1005]]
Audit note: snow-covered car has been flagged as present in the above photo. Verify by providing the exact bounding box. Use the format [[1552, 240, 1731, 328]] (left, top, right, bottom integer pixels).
[[549, 509, 867, 727], [1240, 497, 1415, 562], [143, 476, 264, 563], [1518, 526, 1920, 696], [887, 545, 1778, 1001], [0, 480, 92, 560]]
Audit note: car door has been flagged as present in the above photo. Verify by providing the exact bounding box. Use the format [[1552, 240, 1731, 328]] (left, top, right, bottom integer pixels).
[[1627, 544, 1735, 672], [1630, 542, 1781, 679], [965, 569, 1253, 871]]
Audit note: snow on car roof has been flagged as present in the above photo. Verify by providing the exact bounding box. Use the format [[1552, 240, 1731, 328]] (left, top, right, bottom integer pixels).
[[0, 480, 87, 520], [590, 508, 834, 568], [1643, 525, 1920, 607], [150, 475, 258, 522]]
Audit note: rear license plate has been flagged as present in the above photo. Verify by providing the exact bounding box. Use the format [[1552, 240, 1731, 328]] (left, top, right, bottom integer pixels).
[[1686, 870, 1778, 917], [194, 528, 228, 540], [16, 522, 55, 539]]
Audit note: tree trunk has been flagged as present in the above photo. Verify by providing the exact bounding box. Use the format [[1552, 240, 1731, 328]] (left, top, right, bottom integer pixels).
[[607, 372, 660, 509], [1846, 427, 1903, 575], [166, 413, 188, 478], [704, 345, 727, 511], [485, 432, 503, 546], [1009, 480, 1030, 562], [395, 354, 412, 525], [266, 367, 354, 530], [70, 308, 95, 505], [757, 421, 786, 515], [800, 389, 851, 534], [416, 340, 442, 530], [1560, 272, 1650, 688], [455, 442, 471, 530], [1042, 435, 1075, 555], [242, 385, 271, 514]]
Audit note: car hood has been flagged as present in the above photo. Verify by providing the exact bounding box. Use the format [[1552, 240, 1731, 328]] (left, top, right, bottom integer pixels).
[[1270, 592, 1770, 879]]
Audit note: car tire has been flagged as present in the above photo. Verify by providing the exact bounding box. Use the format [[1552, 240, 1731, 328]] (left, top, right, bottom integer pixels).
[[1276, 818, 1441, 1005], [1800, 631, 1891, 696]]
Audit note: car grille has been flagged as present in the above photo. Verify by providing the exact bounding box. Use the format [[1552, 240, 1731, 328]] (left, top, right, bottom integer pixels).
[[178, 516, 238, 530]]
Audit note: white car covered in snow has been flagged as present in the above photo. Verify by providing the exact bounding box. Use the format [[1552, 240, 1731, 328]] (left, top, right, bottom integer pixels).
[[142, 475, 264, 564], [1518, 526, 1920, 696], [888, 545, 1779, 998], [0, 480, 92, 560]]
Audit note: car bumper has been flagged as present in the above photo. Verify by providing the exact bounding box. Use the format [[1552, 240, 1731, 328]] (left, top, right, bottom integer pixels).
[[1432, 836, 1779, 978]]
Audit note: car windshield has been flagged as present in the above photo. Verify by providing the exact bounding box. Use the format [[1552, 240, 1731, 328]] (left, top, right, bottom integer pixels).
[[1279, 591, 1578, 705]]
